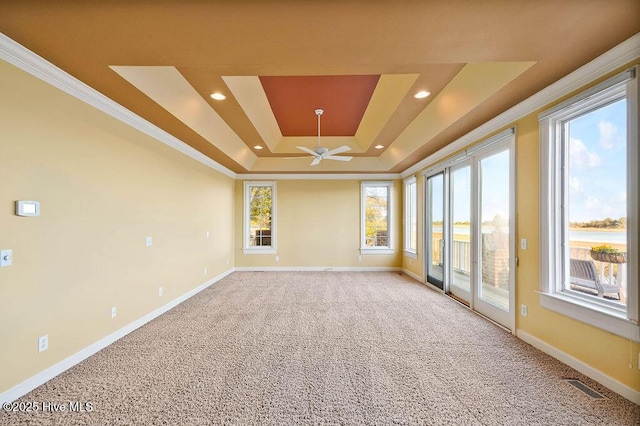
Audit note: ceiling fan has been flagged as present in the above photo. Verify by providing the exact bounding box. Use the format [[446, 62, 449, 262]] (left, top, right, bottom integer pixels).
[[296, 109, 353, 166]]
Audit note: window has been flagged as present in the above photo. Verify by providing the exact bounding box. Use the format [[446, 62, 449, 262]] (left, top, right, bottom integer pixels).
[[539, 67, 639, 341], [361, 181, 394, 254], [404, 176, 418, 257], [243, 181, 276, 254]]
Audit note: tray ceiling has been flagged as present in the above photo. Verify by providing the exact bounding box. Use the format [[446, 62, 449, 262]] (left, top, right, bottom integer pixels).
[[1, 1, 639, 174]]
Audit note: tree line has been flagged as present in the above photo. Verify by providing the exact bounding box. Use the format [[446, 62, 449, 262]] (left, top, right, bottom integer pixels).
[[570, 217, 626, 229]]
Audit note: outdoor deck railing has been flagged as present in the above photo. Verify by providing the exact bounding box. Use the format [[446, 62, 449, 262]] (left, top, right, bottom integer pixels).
[[430, 240, 626, 303], [570, 246, 626, 303], [431, 238, 470, 273]]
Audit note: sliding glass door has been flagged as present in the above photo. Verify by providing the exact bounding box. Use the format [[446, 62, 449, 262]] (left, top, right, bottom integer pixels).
[[473, 145, 514, 327], [449, 162, 472, 303], [422, 131, 515, 330], [426, 172, 445, 289]]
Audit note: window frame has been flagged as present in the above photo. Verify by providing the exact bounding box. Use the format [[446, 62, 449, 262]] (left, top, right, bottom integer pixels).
[[404, 176, 418, 258], [243, 181, 277, 255], [538, 67, 639, 342], [361, 181, 394, 255]]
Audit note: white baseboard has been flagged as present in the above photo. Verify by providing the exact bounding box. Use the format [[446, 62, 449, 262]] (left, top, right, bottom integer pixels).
[[0, 268, 234, 405], [516, 329, 640, 405], [233, 266, 403, 272], [401, 268, 423, 283]]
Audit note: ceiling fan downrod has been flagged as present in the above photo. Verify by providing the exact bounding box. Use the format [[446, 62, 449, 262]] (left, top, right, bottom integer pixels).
[[315, 108, 323, 148], [296, 108, 351, 165]]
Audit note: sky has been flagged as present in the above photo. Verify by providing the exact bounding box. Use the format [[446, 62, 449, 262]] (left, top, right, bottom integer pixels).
[[430, 148, 510, 226], [429, 96, 627, 228], [448, 151, 510, 224], [479, 150, 510, 224], [567, 99, 627, 223]]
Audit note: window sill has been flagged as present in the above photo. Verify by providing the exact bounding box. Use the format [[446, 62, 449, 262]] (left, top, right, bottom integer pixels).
[[242, 248, 277, 255], [538, 291, 639, 343], [360, 248, 395, 255], [404, 250, 418, 259]]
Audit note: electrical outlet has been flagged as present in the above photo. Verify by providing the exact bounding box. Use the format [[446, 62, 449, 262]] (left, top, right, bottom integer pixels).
[[158, 286, 163, 297], [111, 306, 117, 318], [357, 255, 362, 262], [275, 256, 279, 262], [206, 231, 210, 239], [38, 335, 48, 353], [226, 259, 229, 265], [520, 304, 528, 317], [204, 268, 207, 275], [0, 249, 12, 267]]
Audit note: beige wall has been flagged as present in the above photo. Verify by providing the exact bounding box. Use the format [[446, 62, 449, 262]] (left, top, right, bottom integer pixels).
[[0, 60, 235, 394], [235, 179, 402, 268]]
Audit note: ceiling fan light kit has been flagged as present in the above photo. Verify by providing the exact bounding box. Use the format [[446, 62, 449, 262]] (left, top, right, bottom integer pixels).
[[296, 108, 353, 166]]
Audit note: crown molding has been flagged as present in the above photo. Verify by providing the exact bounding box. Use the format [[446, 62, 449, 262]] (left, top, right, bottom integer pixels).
[[0, 33, 237, 179], [237, 173, 401, 181], [401, 32, 640, 178]]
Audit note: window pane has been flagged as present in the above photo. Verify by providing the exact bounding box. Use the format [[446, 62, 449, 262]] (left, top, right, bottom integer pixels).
[[565, 99, 627, 306], [249, 186, 272, 247], [479, 150, 510, 311], [365, 185, 389, 247], [427, 173, 444, 284], [451, 166, 471, 292], [408, 181, 417, 251]]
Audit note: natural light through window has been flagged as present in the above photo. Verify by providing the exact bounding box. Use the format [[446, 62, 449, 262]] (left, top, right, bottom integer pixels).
[[479, 149, 511, 311], [565, 99, 627, 306], [451, 164, 471, 293], [404, 176, 417, 256], [539, 67, 638, 341], [243, 181, 276, 254], [361, 182, 393, 254]]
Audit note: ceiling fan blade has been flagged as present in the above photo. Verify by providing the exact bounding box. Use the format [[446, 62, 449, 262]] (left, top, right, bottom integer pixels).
[[324, 155, 353, 162], [310, 157, 322, 166], [296, 146, 320, 157], [324, 145, 351, 156]]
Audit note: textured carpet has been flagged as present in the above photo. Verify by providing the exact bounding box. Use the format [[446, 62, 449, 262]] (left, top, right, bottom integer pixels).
[[2, 271, 639, 425]]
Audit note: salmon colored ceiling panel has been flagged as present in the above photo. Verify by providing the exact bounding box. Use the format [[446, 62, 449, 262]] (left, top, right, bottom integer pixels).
[[259, 75, 380, 137]]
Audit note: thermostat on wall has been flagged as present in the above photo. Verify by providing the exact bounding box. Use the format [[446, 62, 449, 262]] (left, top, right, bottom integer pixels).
[[16, 200, 40, 217]]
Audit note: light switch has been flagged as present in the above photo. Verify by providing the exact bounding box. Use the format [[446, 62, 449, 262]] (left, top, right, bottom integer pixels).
[[145, 237, 153, 247], [520, 238, 527, 250], [16, 200, 40, 217]]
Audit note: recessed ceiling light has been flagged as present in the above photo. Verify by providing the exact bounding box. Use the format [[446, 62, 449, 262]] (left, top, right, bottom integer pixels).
[[210, 92, 226, 101], [414, 90, 431, 99], [374, 145, 385, 149], [253, 145, 263, 150]]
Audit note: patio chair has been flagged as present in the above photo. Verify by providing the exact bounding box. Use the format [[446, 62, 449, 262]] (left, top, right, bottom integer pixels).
[[569, 258, 621, 300]]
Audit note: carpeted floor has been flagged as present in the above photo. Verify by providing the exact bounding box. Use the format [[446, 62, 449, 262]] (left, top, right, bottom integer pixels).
[[2, 271, 639, 425]]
